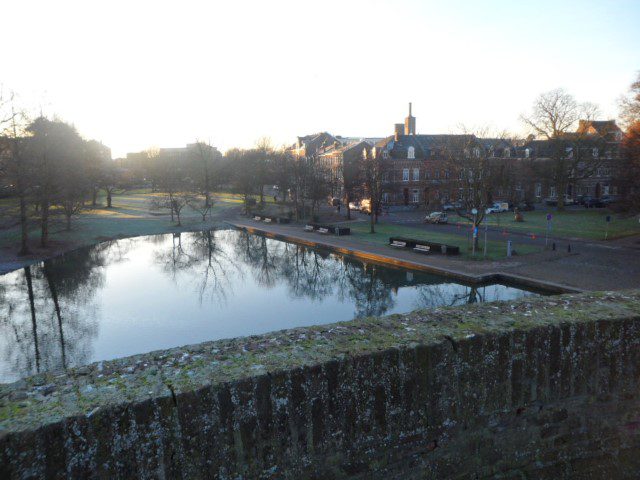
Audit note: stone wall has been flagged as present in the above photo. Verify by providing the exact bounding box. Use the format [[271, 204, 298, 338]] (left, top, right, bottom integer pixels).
[[2, 291, 640, 479]]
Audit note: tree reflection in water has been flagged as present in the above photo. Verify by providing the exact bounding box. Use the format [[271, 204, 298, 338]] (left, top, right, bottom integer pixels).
[[153, 230, 241, 305], [0, 240, 131, 381], [0, 229, 537, 383]]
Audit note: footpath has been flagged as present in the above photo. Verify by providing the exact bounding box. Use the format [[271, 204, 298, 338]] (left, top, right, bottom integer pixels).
[[229, 218, 640, 293]]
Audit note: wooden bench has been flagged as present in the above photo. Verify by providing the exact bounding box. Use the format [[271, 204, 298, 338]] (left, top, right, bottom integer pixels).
[[413, 244, 431, 254], [304, 225, 314, 232], [390, 240, 407, 248], [318, 227, 330, 234]]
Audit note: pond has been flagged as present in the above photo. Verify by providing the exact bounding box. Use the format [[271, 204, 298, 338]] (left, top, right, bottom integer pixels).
[[0, 229, 542, 383]]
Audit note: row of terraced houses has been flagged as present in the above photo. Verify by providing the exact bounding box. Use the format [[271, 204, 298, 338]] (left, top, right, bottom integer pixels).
[[290, 104, 624, 208]]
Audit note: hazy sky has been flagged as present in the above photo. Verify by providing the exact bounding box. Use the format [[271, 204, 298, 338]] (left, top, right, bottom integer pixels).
[[3, 0, 639, 157]]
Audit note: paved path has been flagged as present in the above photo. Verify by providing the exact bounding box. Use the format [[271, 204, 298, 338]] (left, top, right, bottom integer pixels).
[[229, 217, 640, 293]]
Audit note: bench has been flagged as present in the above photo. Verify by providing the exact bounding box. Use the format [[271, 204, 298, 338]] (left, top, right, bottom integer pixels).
[[304, 225, 314, 232], [318, 227, 330, 234], [389, 237, 460, 255], [263, 218, 272, 223]]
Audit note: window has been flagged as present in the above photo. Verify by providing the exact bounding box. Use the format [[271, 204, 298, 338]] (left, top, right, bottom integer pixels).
[[402, 168, 409, 182], [504, 148, 511, 158], [413, 168, 420, 181], [550, 186, 556, 198], [382, 171, 390, 183], [525, 148, 530, 158], [382, 192, 389, 203], [444, 170, 450, 179], [473, 147, 481, 158], [434, 170, 440, 179], [407, 146, 415, 159], [425, 170, 431, 179], [412, 190, 419, 203], [592, 147, 599, 158], [603, 185, 610, 195], [382, 150, 389, 159]]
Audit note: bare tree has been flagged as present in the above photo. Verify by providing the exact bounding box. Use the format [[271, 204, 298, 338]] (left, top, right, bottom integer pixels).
[[442, 131, 503, 252], [187, 193, 214, 221], [364, 148, 391, 233], [521, 88, 604, 210], [0, 88, 32, 254]]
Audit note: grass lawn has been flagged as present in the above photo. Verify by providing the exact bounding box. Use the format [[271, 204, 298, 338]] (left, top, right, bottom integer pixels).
[[0, 191, 244, 252], [347, 221, 541, 260], [448, 209, 640, 241]]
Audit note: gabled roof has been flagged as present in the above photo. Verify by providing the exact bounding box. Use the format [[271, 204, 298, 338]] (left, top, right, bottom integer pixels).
[[376, 134, 476, 159]]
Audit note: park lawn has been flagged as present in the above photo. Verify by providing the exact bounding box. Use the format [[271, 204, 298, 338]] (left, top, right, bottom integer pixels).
[[448, 209, 640, 241], [0, 191, 243, 252], [347, 221, 540, 261]]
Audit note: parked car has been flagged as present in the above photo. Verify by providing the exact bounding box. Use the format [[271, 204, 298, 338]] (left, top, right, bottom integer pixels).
[[485, 202, 509, 214], [511, 201, 535, 212], [442, 201, 463, 211], [601, 195, 620, 206], [545, 195, 575, 206], [424, 211, 448, 224], [583, 196, 605, 208]]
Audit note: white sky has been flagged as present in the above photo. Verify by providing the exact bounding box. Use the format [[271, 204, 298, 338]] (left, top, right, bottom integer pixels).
[[3, 0, 639, 157]]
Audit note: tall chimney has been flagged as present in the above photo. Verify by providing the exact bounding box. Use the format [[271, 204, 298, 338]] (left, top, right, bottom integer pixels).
[[404, 102, 416, 135]]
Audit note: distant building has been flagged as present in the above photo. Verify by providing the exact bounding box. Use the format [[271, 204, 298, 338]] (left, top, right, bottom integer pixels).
[[291, 106, 627, 208]]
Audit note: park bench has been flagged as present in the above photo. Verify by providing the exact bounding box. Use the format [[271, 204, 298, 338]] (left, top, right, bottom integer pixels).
[[318, 227, 330, 234], [389, 236, 460, 255], [304, 225, 314, 231], [390, 240, 407, 248]]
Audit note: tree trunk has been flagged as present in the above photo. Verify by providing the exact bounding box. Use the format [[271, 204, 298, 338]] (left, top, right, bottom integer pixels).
[[370, 207, 375, 233], [66, 213, 72, 231], [345, 192, 351, 220], [18, 193, 30, 256], [92, 188, 98, 206], [44, 264, 66, 369], [41, 199, 49, 248], [107, 190, 113, 208]]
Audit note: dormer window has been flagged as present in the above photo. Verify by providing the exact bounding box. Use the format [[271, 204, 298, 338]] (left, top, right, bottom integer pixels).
[[382, 150, 389, 160], [407, 146, 415, 159]]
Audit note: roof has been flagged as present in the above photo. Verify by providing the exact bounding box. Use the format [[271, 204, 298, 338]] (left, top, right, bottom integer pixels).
[[376, 134, 476, 159]]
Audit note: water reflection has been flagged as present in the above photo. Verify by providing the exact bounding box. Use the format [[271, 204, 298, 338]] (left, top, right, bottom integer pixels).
[[0, 229, 538, 382]]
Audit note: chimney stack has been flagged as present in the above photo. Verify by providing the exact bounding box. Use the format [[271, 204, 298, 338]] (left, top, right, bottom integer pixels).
[[404, 102, 416, 135], [394, 123, 404, 141]]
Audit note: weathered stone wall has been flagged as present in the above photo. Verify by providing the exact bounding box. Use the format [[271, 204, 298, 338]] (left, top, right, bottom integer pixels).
[[2, 291, 640, 479]]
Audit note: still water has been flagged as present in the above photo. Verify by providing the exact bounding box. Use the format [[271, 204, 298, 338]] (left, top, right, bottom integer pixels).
[[0, 229, 539, 383]]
